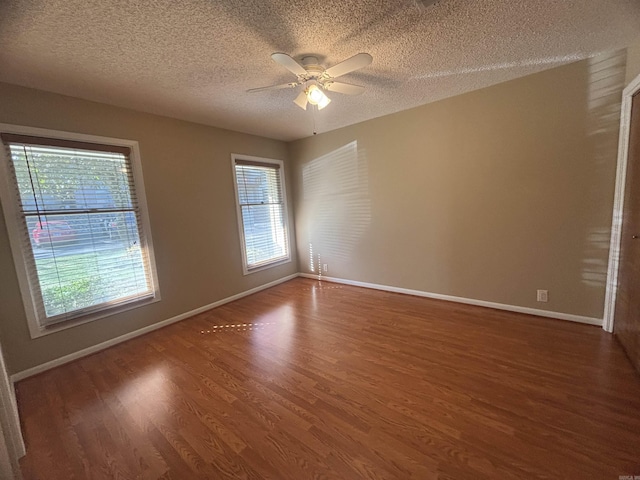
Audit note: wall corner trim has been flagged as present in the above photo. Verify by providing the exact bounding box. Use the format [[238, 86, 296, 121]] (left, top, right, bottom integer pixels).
[[10, 273, 299, 383], [298, 273, 603, 326]]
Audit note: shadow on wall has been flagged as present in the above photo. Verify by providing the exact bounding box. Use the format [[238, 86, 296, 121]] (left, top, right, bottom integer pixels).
[[581, 50, 626, 290], [300, 141, 372, 271]]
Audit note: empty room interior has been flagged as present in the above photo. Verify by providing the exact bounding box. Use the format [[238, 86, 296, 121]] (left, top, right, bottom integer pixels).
[[1, 0, 640, 478]]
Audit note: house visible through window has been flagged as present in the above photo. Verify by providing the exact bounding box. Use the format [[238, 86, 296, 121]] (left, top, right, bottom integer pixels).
[[232, 155, 290, 273], [0, 131, 159, 336]]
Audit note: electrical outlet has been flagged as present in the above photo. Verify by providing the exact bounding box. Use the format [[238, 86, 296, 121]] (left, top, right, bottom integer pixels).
[[537, 289, 548, 302], [323, 264, 328, 272]]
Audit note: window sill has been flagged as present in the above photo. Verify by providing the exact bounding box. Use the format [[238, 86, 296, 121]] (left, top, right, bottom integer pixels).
[[28, 294, 161, 339], [243, 257, 292, 276]]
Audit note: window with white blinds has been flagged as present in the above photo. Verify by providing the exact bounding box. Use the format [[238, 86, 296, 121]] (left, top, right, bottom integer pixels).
[[0, 131, 159, 336], [232, 156, 290, 273]]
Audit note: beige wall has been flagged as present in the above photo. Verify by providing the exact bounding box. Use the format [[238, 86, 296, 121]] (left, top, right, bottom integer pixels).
[[626, 37, 640, 85], [289, 52, 627, 320], [0, 82, 298, 374]]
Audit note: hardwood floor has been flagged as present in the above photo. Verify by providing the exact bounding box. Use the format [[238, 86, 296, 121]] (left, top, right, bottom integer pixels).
[[16, 278, 640, 479]]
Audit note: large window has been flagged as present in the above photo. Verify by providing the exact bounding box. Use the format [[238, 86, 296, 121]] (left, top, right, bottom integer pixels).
[[0, 127, 159, 337], [232, 155, 290, 274]]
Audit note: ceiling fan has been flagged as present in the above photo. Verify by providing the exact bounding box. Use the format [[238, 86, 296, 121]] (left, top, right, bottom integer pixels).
[[248, 52, 373, 110]]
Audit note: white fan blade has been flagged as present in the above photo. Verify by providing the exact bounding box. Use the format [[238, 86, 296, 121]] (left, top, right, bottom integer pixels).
[[325, 53, 372, 78], [271, 53, 307, 76], [293, 90, 308, 110], [324, 82, 365, 95], [247, 82, 299, 93]]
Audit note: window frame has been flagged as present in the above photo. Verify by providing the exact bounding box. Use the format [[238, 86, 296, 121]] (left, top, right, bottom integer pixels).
[[0, 124, 161, 339], [231, 154, 291, 275]]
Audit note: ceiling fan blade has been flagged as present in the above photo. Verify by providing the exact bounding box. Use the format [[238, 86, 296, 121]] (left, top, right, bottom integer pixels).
[[271, 53, 307, 77], [325, 53, 373, 78], [293, 90, 308, 110], [247, 82, 299, 93], [323, 82, 365, 95]]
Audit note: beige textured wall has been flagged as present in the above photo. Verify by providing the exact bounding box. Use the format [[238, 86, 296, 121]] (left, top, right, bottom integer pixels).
[[0, 82, 298, 374], [626, 37, 640, 84], [290, 52, 627, 320]]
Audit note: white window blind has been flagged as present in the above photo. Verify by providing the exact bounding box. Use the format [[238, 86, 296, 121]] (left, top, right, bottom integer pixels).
[[233, 158, 289, 272], [1, 133, 157, 328]]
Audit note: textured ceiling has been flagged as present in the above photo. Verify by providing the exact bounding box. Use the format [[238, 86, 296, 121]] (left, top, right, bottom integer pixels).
[[0, 0, 639, 141]]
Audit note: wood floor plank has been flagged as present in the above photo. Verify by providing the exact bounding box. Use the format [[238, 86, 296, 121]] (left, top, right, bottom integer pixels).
[[16, 278, 640, 479]]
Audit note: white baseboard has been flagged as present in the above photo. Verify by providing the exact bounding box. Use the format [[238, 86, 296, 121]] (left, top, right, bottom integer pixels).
[[299, 273, 603, 326], [10, 273, 299, 383], [11, 271, 603, 383]]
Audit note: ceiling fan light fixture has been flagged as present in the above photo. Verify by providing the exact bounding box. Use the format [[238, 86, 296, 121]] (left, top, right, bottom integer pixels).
[[306, 84, 331, 109], [305, 84, 323, 104], [294, 90, 308, 110], [317, 93, 331, 110]]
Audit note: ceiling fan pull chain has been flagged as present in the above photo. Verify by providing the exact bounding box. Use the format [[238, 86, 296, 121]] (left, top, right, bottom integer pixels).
[[312, 107, 317, 135]]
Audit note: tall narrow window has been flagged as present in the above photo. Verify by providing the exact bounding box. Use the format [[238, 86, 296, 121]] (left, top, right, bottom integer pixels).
[[232, 155, 290, 274], [0, 130, 159, 337]]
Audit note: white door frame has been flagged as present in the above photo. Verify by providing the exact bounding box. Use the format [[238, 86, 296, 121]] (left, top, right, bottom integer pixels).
[[0, 344, 25, 479], [603, 73, 640, 333]]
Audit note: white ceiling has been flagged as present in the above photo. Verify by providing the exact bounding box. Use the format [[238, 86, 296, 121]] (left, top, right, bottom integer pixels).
[[0, 0, 639, 141]]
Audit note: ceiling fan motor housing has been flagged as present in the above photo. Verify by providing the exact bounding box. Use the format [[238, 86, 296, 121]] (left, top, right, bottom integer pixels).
[[300, 56, 325, 81]]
